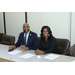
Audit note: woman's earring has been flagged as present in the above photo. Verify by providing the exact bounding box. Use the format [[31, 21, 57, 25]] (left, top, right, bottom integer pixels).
[[48, 34, 50, 36]]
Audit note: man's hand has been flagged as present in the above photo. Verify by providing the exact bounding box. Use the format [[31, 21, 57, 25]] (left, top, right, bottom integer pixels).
[[9, 45, 15, 50], [20, 45, 28, 50], [35, 49, 45, 55]]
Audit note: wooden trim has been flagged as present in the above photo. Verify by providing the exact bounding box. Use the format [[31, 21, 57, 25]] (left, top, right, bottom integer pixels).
[[25, 12, 27, 23], [3, 12, 6, 34], [0, 57, 15, 62]]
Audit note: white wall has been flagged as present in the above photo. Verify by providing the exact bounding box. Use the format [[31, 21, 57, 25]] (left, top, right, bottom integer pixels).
[[2, 12, 75, 46], [27, 12, 70, 40], [0, 12, 4, 33], [5, 12, 25, 42], [27, 12, 43, 37], [71, 12, 75, 46]]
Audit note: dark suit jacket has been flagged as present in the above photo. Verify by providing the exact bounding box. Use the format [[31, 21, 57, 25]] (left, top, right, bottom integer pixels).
[[38, 36, 60, 54], [14, 31, 38, 50]]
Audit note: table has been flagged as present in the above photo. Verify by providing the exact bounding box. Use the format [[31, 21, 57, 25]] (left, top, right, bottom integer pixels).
[[0, 44, 75, 62]]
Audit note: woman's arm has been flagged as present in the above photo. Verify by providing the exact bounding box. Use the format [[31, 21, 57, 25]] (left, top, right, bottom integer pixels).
[[35, 39, 44, 55]]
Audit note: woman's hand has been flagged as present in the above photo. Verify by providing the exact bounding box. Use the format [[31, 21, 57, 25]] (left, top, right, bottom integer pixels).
[[35, 49, 45, 55]]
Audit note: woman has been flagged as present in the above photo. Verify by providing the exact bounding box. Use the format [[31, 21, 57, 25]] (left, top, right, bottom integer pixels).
[[35, 26, 60, 55]]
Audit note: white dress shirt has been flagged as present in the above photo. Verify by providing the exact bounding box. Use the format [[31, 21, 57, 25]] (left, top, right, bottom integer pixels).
[[24, 31, 30, 45]]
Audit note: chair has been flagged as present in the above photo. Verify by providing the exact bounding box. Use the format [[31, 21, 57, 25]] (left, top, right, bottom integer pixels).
[[0, 33, 4, 43], [69, 44, 75, 56], [56, 38, 70, 54], [1, 34, 15, 45], [38, 37, 41, 45], [38, 37, 70, 55]]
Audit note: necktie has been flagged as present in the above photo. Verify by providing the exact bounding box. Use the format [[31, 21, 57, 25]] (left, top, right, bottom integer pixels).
[[24, 34, 27, 46]]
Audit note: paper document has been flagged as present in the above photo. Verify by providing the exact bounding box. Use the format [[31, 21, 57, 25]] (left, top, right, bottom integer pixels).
[[8, 50, 22, 55], [44, 54, 60, 60], [20, 53, 35, 59]]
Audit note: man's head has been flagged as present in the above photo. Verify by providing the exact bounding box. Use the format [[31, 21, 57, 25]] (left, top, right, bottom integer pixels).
[[23, 23, 30, 34]]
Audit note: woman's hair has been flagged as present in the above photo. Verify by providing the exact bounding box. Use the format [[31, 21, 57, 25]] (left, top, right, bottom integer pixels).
[[40, 26, 52, 39]]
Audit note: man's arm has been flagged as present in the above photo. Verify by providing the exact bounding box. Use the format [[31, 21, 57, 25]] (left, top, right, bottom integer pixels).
[[28, 34, 38, 50], [8, 33, 22, 49], [14, 33, 21, 47]]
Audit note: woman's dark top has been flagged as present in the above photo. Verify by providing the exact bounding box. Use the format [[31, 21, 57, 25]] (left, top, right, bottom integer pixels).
[[38, 36, 60, 54]]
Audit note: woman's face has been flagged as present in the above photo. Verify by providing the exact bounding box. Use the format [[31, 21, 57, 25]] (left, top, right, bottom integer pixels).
[[43, 28, 49, 38]]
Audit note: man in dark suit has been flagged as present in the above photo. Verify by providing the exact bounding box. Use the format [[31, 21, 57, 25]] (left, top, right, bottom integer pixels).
[[9, 23, 38, 50]]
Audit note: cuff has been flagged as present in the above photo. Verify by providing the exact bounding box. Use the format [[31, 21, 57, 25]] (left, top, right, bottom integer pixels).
[[27, 47, 29, 50], [14, 45, 16, 48]]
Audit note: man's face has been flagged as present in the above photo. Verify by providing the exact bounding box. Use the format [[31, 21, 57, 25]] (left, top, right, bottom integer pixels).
[[23, 24, 30, 33]]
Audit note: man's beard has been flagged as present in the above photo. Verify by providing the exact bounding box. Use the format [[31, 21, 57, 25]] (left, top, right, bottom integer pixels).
[[23, 29, 30, 34]]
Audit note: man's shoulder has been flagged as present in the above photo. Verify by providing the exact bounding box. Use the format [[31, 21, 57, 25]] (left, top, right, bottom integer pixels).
[[30, 31, 37, 36], [19, 32, 24, 35]]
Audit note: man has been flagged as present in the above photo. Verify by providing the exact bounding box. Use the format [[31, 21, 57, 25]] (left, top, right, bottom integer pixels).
[[9, 23, 38, 50]]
